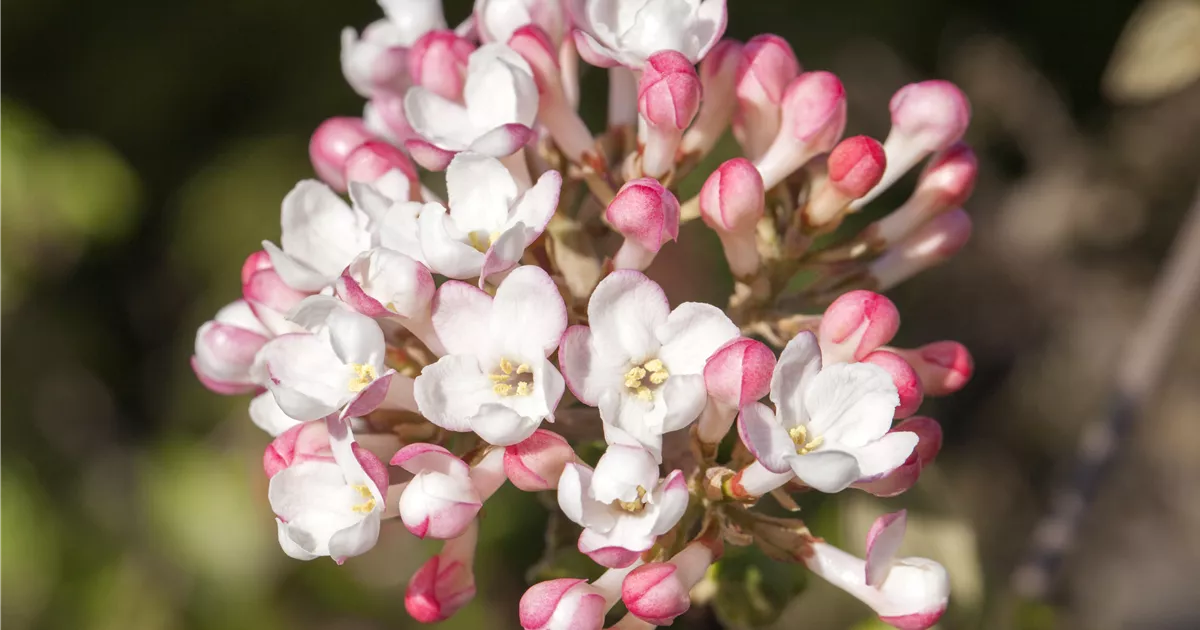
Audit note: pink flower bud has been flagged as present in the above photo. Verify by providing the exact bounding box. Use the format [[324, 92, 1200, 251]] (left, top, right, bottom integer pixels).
[[406, 523, 478, 623], [241, 250, 272, 284], [872, 142, 977, 245], [891, 341, 973, 397], [699, 157, 765, 278], [622, 564, 689, 625], [637, 51, 701, 178], [392, 444, 483, 540], [241, 253, 309, 335], [638, 51, 701, 131], [854, 80, 971, 209], [191, 300, 269, 395], [861, 350, 924, 419], [819, 290, 901, 364], [853, 415, 944, 496], [755, 71, 847, 189], [504, 429, 576, 491], [309, 117, 374, 192], [519, 579, 607, 630], [263, 420, 390, 497], [804, 135, 887, 228], [703, 338, 776, 409], [734, 35, 800, 159], [407, 29, 475, 102], [344, 141, 418, 202], [869, 208, 972, 290], [508, 25, 597, 166], [607, 178, 680, 271], [681, 39, 743, 157]]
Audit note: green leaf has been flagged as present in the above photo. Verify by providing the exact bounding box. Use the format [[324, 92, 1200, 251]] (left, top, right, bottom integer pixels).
[[711, 545, 809, 628]]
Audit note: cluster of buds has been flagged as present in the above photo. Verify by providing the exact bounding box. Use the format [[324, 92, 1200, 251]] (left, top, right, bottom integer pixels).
[[192, 0, 978, 627]]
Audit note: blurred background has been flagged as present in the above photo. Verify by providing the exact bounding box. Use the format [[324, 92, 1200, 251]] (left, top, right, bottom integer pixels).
[[4, 0, 1200, 628]]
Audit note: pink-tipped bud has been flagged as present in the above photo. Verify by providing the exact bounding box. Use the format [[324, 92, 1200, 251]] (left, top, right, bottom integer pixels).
[[853, 81, 971, 209], [804, 135, 888, 228], [853, 416, 943, 498], [241, 250, 272, 284], [681, 39, 744, 157], [892, 341, 974, 396], [622, 564, 690, 625], [241, 253, 309, 334], [607, 178, 680, 270], [405, 525, 479, 623], [191, 301, 269, 395], [407, 29, 476, 102], [393, 444, 483, 540], [344, 141, 418, 201], [700, 157, 765, 278], [638, 50, 701, 178], [309, 117, 374, 191], [519, 579, 608, 630], [869, 208, 972, 290], [861, 350, 924, 419], [704, 338, 777, 409], [829, 135, 888, 200], [871, 142, 978, 245], [733, 35, 800, 159], [638, 51, 702, 131], [819, 290, 901, 364], [755, 71, 848, 189], [504, 429, 576, 491]]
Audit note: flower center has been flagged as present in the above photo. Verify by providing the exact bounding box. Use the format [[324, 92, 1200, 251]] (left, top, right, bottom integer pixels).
[[624, 359, 669, 402], [614, 485, 649, 513], [788, 425, 825, 455], [488, 357, 535, 397], [350, 484, 377, 514], [348, 363, 378, 393], [468, 230, 502, 253]]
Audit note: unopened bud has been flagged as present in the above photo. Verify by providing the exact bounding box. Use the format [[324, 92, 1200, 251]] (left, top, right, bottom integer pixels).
[[818, 290, 901, 364], [392, 444, 483, 540], [861, 350, 924, 419], [344, 141, 418, 202], [853, 415, 944, 497], [309, 117, 374, 191], [241, 252, 309, 335], [622, 539, 719, 626], [607, 178, 680, 271], [407, 29, 475, 102], [699, 157, 765, 278], [871, 142, 978, 245], [504, 429, 576, 491], [853, 80, 970, 209], [519, 579, 608, 630], [804, 135, 887, 228], [755, 71, 847, 190], [699, 338, 777, 444], [890, 340, 973, 396], [406, 523, 479, 623], [191, 300, 269, 395], [734, 35, 800, 159], [869, 208, 972, 290], [638, 51, 701, 178]]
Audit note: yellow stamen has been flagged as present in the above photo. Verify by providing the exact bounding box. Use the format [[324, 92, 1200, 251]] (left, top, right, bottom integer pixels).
[[635, 386, 654, 401], [350, 484, 377, 514], [516, 363, 532, 375], [493, 383, 513, 396], [516, 381, 532, 396], [788, 425, 825, 455], [616, 486, 649, 512], [348, 363, 378, 393], [491, 356, 534, 397], [624, 359, 669, 398]]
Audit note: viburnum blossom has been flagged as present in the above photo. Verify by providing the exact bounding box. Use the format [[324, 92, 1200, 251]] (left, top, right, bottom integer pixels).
[[191, 0, 980, 626]]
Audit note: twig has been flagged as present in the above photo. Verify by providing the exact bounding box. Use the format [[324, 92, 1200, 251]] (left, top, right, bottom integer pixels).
[[1010, 183, 1200, 600]]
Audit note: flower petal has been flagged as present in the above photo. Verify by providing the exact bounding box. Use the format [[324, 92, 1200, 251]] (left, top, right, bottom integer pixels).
[[788, 449, 861, 493], [418, 203, 487, 279], [850, 430, 919, 480], [478, 223, 529, 286], [587, 270, 669, 362], [263, 240, 331, 292], [655, 302, 739, 375], [804, 362, 899, 447], [279, 180, 370, 282], [490, 265, 568, 357], [467, 123, 535, 157], [413, 354, 493, 432], [446, 152, 518, 232], [559, 325, 623, 406], [328, 512, 381, 562], [263, 334, 354, 420], [591, 444, 660, 504], [769, 331, 822, 429], [250, 391, 303, 436], [557, 463, 615, 530], [468, 402, 542, 446], [659, 373, 707, 433], [866, 510, 907, 587], [649, 470, 689, 535], [430, 280, 494, 357], [736, 402, 794, 474], [404, 87, 475, 149]]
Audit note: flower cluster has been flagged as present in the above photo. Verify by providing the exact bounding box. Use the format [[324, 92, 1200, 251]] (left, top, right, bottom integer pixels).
[[192, 0, 978, 627]]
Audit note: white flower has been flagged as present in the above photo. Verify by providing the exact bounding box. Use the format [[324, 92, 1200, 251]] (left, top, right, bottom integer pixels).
[[559, 270, 738, 460], [804, 510, 949, 629], [250, 391, 304, 436], [570, 0, 728, 68], [418, 152, 561, 283], [341, 20, 412, 99], [404, 44, 538, 169], [263, 181, 373, 292], [261, 296, 397, 421], [267, 418, 390, 563], [414, 265, 567, 446], [737, 331, 916, 493], [557, 444, 689, 568]]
